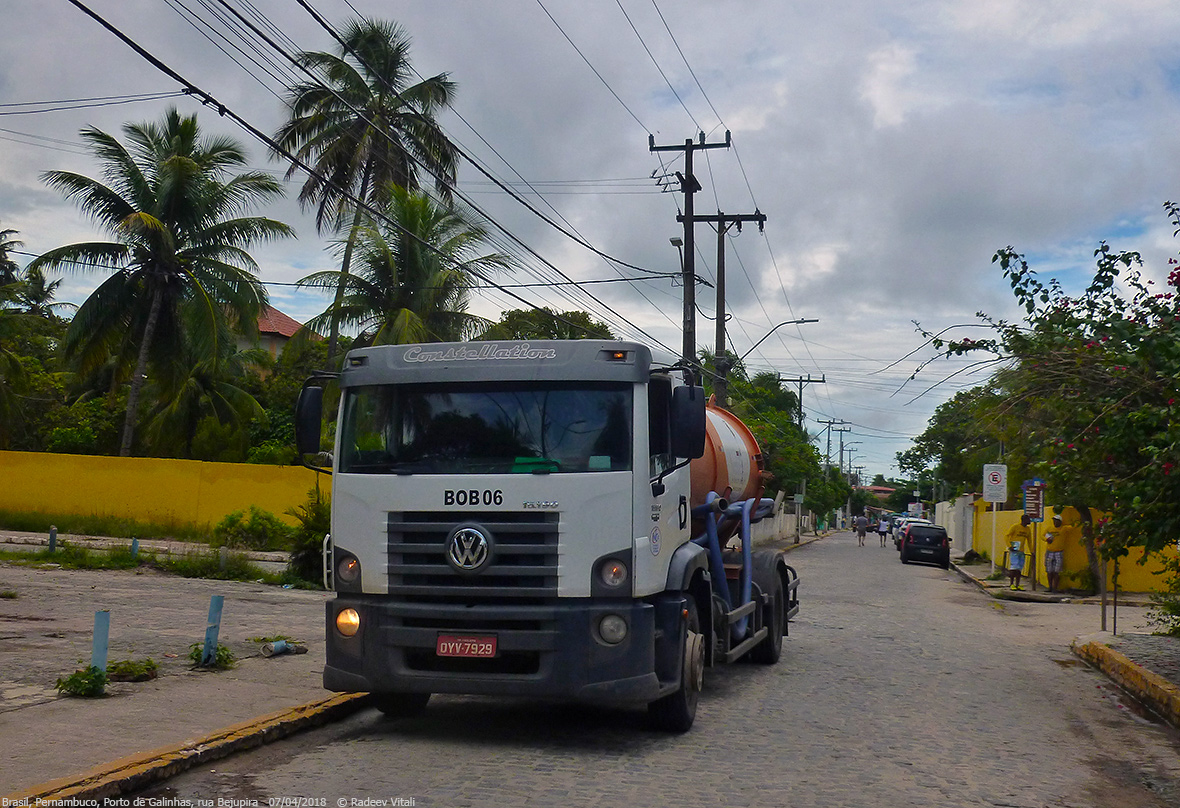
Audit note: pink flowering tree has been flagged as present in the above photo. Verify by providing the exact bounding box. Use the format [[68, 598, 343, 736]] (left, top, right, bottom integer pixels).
[[928, 203, 1180, 564]]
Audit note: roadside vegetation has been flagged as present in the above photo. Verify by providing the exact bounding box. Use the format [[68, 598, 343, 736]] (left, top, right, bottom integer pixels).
[[900, 202, 1180, 594]]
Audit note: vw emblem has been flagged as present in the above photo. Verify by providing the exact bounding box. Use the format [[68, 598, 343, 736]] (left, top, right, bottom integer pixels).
[[446, 524, 493, 574]]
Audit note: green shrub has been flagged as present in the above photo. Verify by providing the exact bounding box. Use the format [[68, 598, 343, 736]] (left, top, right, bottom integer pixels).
[[286, 487, 330, 585], [246, 439, 298, 465], [55, 665, 107, 697], [45, 425, 98, 454], [157, 548, 278, 583], [212, 506, 293, 551], [189, 642, 236, 669], [1148, 556, 1180, 636]]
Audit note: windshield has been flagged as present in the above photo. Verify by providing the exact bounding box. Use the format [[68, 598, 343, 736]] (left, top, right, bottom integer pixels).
[[339, 382, 633, 474]]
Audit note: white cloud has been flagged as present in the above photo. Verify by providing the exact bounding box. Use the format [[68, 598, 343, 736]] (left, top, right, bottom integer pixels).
[[4, 0, 1180, 474]]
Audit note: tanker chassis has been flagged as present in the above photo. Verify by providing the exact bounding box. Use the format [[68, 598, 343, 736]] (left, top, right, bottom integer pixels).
[[295, 339, 800, 731]]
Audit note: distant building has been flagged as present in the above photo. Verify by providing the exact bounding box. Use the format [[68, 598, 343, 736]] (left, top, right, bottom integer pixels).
[[237, 305, 317, 359], [864, 485, 896, 502]]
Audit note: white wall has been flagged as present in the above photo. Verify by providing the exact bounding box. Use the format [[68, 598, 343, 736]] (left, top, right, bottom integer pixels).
[[934, 495, 976, 552]]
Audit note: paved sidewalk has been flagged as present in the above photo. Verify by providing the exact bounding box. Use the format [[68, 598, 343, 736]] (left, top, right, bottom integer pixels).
[[951, 554, 1180, 731], [0, 561, 350, 799]]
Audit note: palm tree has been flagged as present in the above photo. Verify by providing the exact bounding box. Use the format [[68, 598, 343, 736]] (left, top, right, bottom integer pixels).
[[0, 227, 24, 286], [30, 108, 293, 456], [142, 314, 269, 459], [298, 185, 507, 346], [0, 283, 27, 445], [274, 17, 459, 361], [16, 266, 75, 321]]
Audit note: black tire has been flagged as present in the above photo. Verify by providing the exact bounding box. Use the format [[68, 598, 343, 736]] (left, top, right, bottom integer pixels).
[[900, 548, 910, 564], [649, 596, 704, 732], [373, 691, 431, 718], [749, 577, 784, 665]]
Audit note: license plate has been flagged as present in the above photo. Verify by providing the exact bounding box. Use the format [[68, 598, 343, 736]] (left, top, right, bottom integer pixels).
[[920, 548, 934, 554], [436, 635, 497, 658]]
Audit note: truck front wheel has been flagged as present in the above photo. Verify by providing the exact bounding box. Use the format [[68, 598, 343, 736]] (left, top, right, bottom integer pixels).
[[648, 596, 704, 732], [372, 691, 431, 718]]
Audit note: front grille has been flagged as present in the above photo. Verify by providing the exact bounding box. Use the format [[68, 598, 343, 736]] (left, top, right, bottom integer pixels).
[[388, 511, 559, 603]]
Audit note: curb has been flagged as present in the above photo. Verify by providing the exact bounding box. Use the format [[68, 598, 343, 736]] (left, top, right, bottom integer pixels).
[[5, 693, 370, 801], [1072, 635, 1180, 731]]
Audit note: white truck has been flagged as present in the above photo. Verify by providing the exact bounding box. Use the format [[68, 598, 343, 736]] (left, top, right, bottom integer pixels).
[[295, 339, 799, 731]]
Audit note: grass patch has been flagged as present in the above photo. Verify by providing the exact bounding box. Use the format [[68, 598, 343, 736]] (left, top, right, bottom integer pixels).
[[156, 548, 280, 583], [0, 542, 142, 571], [107, 657, 159, 682], [0, 589, 17, 599], [250, 634, 294, 644], [0, 541, 324, 590], [0, 508, 210, 543]]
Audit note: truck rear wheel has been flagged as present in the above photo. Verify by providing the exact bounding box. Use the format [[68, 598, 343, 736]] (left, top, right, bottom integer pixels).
[[648, 596, 704, 732], [372, 691, 430, 718], [749, 577, 784, 664]]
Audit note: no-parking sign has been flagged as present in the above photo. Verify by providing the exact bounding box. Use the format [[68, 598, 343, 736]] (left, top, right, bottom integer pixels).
[[983, 464, 1007, 503]]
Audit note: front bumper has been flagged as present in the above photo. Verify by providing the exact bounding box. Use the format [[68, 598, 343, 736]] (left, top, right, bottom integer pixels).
[[323, 595, 683, 704]]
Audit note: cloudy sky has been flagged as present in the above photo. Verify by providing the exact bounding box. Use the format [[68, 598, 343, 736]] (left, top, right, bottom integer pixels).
[[4, 0, 1180, 483]]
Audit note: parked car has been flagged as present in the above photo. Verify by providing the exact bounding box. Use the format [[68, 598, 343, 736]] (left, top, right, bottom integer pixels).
[[892, 517, 931, 549], [900, 523, 950, 569]]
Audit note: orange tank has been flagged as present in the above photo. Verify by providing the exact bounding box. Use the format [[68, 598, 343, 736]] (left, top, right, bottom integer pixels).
[[689, 403, 765, 509]]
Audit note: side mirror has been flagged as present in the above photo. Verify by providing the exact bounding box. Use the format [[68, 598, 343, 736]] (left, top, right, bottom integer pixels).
[[295, 385, 324, 456], [670, 385, 706, 459]]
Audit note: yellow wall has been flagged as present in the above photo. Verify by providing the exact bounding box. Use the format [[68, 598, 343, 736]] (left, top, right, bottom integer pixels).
[[0, 450, 330, 531], [970, 501, 1175, 593]]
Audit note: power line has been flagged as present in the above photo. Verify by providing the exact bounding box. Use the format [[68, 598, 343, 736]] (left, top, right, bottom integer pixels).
[[57, 0, 674, 350]]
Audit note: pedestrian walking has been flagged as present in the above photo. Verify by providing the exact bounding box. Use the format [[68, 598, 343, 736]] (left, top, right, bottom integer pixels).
[[877, 516, 889, 547], [855, 515, 868, 546]]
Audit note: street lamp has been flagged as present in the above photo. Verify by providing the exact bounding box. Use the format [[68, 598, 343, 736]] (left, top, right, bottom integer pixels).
[[737, 318, 819, 363], [713, 317, 819, 409]]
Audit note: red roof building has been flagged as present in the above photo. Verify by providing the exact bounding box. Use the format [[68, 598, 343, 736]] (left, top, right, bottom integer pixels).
[[241, 305, 315, 359]]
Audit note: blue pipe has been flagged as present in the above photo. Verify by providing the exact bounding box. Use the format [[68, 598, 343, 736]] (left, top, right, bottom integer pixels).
[[690, 495, 778, 641], [691, 492, 731, 610]]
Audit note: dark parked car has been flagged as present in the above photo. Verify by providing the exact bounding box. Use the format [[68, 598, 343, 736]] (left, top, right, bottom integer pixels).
[[900, 524, 950, 569]]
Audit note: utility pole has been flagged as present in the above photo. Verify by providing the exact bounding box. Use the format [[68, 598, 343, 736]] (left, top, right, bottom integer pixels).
[[818, 418, 847, 471], [685, 210, 766, 407], [779, 374, 825, 429], [650, 132, 732, 365]]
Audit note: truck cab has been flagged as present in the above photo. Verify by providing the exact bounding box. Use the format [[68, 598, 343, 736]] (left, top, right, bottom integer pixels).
[[296, 340, 796, 730]]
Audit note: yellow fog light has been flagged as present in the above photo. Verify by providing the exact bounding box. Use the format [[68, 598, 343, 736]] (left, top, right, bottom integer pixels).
[[336, 608, 361, 637]]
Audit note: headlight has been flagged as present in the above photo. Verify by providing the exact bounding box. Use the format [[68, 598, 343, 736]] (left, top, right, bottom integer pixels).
[[337, 555, 360, 584], [598, 614, 628, 644], [336, 608, 361, 637], [598, 559, 629, 588]]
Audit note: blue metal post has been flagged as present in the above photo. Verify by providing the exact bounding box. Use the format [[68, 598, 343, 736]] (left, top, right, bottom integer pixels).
[[130, 538, 139, 558], [92, 610, 110, 672], [201, 595, 225, 667], [48, 525, 57, 553]]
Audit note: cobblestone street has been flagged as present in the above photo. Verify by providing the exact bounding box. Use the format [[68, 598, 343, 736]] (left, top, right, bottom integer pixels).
[[142, 532, 1180, 807]]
